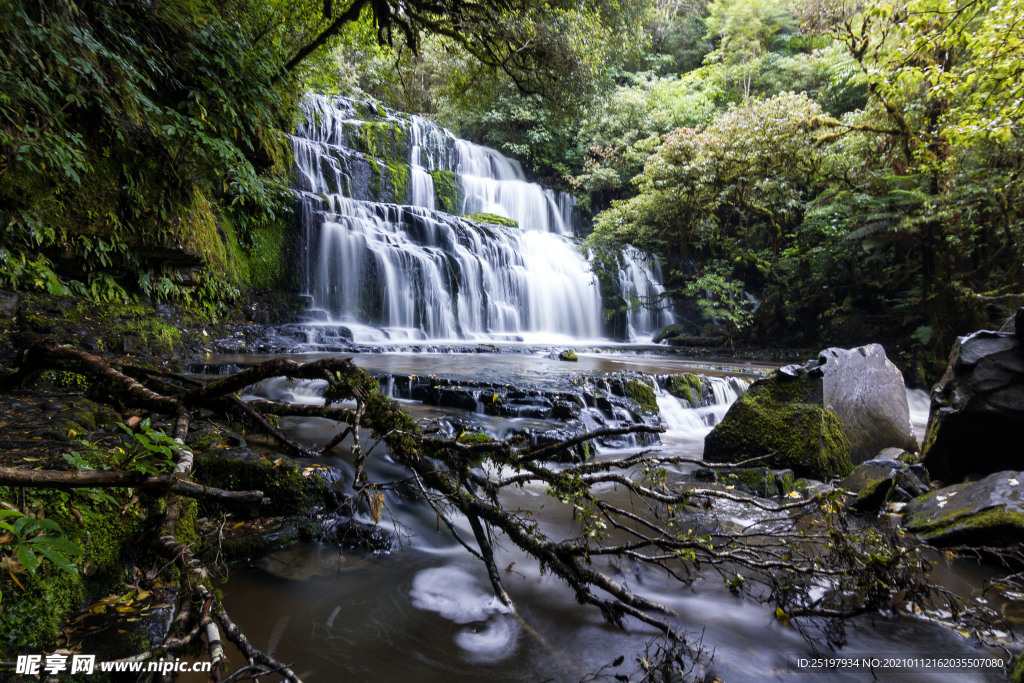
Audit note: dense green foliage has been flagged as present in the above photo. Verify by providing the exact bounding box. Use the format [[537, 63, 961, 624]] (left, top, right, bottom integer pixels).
[[4, 0, 1021, 381], [345, 0, 1023, 380], [0, 0, 592, 317], [584, 0, 1024, 379], [0, 0, 306, 317]]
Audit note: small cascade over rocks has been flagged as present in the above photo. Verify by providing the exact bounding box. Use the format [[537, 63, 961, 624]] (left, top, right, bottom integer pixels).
[[290, 95, 672, 345]]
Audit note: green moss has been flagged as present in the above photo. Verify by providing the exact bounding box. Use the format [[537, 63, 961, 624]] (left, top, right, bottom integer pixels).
[[226, 211, 291, 291], [174, 497, 200, 547], [704, 376, 853, 479], [387, 160, 410, 204], [177, 187, 230, 274], [1011, 651, 1024, 683], [624, 377, 658, 414], [465, 212, 519, 228], [723, 468, 793, 497], [0, 486, 146, 657], [913, 506, 1024, 545], [904, 486, 1024, 546], [192, 453, 326, 517], [558, 349, 578, 362], [456, 430, 493, 445], [667, 373, 704, 405], [40, 396, 122, 441], [852, 474, 897, 513], [357, 122, 410, 203], [38, 370, 89, 394], [20, 293, 184, 355], [367, 157, 382, 200], [0, 566, 84, 655], [430, 170, 463, 214]]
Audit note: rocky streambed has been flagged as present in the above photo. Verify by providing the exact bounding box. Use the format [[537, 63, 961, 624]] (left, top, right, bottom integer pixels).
[[2, 322, 1023, 680]]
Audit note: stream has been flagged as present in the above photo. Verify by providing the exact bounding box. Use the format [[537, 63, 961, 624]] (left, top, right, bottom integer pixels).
[[200, 95, 1010, 681], [201, 351, 1007, 682]]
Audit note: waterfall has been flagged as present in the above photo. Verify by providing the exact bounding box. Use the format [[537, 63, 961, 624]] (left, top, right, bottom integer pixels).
[[618, 247, 675, 340], [290, 95, 669, 344]]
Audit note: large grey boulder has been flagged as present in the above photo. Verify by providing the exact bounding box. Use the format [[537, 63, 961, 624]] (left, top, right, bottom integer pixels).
[[704, 343, 917, 479], [903, 470, 1024, 547], [817, 345, 919, 463], [922, 308, 1024, 482]]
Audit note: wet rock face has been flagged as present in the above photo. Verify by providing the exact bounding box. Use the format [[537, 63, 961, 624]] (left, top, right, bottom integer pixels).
[[704, 344, 915, 479], [817, 345, 918, 464], [839, 460, 927, 513], [903, 470, 1024, 547], [922, 313, 1024, 483]]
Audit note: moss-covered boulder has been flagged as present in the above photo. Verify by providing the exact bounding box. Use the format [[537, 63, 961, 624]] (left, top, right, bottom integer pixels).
[[903, 470, 1024, 547], [703, 371, 852, 479], [558, 349, 578, 362], [666, 373, 705, 407], [705, 344, 917, 479], [624, 377, 658, 414], [922, 310, 1024, 483], [192, 449, 327, 517], [40, 396, 122, 442], [715, 467, 795, 498], [840, 462, 900, 513]]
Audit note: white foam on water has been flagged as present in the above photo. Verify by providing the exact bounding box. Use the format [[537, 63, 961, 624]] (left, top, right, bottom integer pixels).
[[410, 565, 518, 659]]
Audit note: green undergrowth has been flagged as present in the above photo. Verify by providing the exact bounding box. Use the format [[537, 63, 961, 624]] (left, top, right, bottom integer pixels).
[[17, 293, 187, 356], [0, 485, 148, 657], [192, 452, 327, 518], [0, 0, 301, 320]]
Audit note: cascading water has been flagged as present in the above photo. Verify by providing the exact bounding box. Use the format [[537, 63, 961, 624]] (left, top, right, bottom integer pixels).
[[290, 95, 671, 344], [619, 246, 675, 339]]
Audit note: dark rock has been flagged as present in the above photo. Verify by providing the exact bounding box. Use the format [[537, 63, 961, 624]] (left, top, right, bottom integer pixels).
[[922, 318, 1024, 482], [0, 290, 19, 314], [840, 463, 900, 513], [903, 470, 1024, 547], [328, 519, 398, 553], [558, 349, 578, 362], [718, 467, 795, 498], [874, 447, 907, 461], [551, 399, 582, 420], [862, 457, 903, 469], [117, 333, 139, 354], [692, 468, 718, 482], [704, 344, 916, 480]]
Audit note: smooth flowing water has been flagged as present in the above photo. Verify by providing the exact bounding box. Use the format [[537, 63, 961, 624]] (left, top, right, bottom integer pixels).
[[290, 96, 672, 345], [209, 351, 1006, 682], [203, 98, 1009, 682]]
